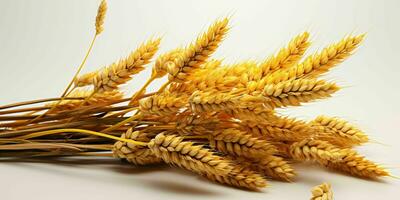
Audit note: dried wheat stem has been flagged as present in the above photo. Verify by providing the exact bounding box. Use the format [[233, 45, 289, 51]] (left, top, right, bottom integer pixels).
[[14, 128, 147, 146], [311, 183, 333, 200], [148, 133, 234, 175]]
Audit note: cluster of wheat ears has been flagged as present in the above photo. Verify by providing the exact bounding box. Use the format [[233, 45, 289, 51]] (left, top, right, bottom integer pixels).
[[0, 0, 392, 196]]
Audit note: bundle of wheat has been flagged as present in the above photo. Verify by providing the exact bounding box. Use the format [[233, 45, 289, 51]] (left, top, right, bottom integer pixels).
[[0, 0, 391, 195]]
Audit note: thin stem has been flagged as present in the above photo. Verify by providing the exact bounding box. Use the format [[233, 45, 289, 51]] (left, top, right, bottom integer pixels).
[[15, 128, 148, 146], [129, 75, 156, 104], [32, 34, 98, 123], [102, 112, 141, 132], [157, 80, 171, 93], [0, 97, 84, 110]]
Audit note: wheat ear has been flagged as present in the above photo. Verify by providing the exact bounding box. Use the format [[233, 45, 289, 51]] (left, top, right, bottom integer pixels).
[[85, 38, 161, 92], [139, 91, 188, 115], [95, 0, 107, 35], [311, 115, 369, 147], [148, 133, 234, 175], [203, 157, 268, 190], [209, 128, 277, 159], [167, 18, 229, 82], [252, 155, 296, 181], [113, 128, 161, 165], [263, 79, 340, 108], [266, 34, 365, 84], [260, 32, 310, 76], [311, 183, 333, 200], [318, 150, 389, 179], [289, 139, 345, 162]]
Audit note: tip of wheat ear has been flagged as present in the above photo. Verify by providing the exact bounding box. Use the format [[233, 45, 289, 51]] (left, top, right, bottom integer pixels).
[[95, 0, 107, 35]]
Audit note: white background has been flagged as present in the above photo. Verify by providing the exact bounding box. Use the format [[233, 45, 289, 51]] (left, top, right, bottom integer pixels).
[[0, 0, 399, 199]]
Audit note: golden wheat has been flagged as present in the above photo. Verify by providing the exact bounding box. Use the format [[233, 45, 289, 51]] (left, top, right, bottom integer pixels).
[[75, 38, 160, 92], [209, 128, 277, 159], [263, 79, 339, 108], [260, 32, 310, 76], [139, 91, 188, 115], [167, 18, 229, 82], [252, 155, 296, 181], [311, 115, 369, 147], [148, 133, 234, 175], [95, 0, 107, 35], [265, 34, 365, 84], [289, 139, 345, 162]]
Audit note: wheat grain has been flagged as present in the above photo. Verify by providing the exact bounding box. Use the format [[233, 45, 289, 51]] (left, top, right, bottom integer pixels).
[[95, 0, 107, 35], [311, 183, 333, 200], [311, 115, 369, 147], [209, 128, 277, 159], [148, 133, 234, 175], [152, 48, 184, 79], [260, 32, 310, 76]]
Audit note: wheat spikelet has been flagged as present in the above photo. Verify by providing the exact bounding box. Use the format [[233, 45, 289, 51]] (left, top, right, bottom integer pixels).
[[74, 71, 97, 87], [95, 0, 107, 35], [75, 38, 160, 92], [318, 150, 389, 179], [139, 91, 188, 115], [311, 115, 369, 147], [167, 18, 229, 82], [263, 79, 340, 108], [289, 139, 345, 162], [209, 128, 277, 159], [311, 183, 333, 200], [266, 34, 365, 84], [260, 32, 310, 76], [148, 133, 234, 175], [113, 128, 161, 165], [152, 48, 184, 79], [203, 158, 268, 190], [252, 155, 296, 181], [46, 89, 123, 112]]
